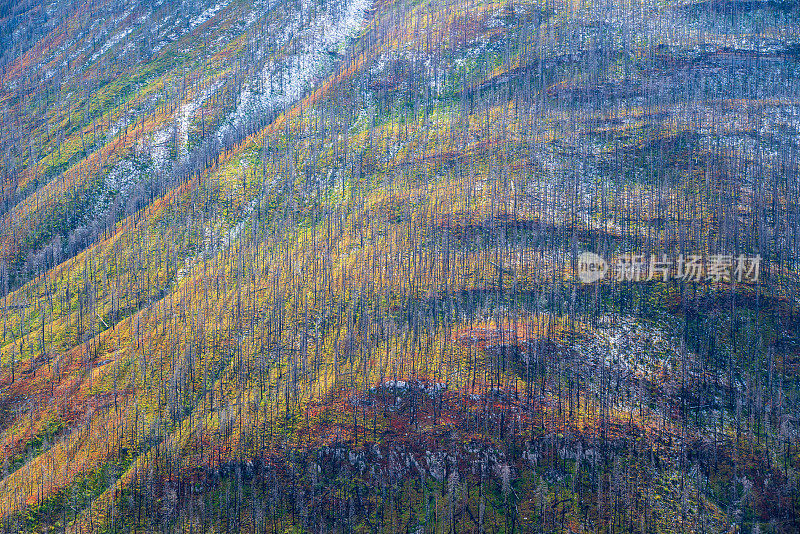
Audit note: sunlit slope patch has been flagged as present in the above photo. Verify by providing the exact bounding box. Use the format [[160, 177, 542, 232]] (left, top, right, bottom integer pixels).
[[2, 0, 238, 185], [0, 0, 381, 292], [0, 1, 400, 525], [0, 0, 514, 524], [0, 0, 792, 464], [0, 0, 241, 287]]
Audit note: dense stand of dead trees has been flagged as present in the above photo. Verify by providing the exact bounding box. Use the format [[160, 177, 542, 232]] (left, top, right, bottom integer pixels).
[[0, 0, 798, 531]]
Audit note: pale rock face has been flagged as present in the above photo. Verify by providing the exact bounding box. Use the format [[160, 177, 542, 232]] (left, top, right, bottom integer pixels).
[[219, 0, 372, 142]]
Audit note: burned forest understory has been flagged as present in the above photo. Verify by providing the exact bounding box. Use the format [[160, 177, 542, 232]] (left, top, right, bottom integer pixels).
[[0, 0, 799, 531]]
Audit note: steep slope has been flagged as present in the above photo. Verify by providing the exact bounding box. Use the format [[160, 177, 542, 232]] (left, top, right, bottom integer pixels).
[[1, 0, 799, 532]]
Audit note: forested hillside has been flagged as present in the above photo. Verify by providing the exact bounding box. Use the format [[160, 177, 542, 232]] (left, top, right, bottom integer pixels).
[[0, 0, 799, 531]]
